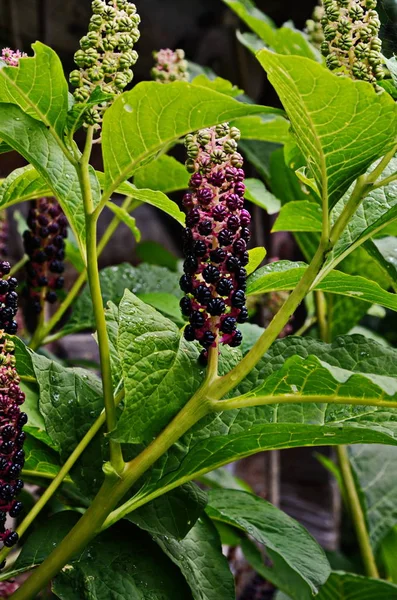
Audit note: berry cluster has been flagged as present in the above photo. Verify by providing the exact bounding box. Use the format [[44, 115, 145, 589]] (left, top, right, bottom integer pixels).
[[151, 49, 188, 83], [0, 265, 26, 556], [305, 4, 325, 49], [23, 198, 67, 314], [0, 212, 8, 260], [1, 48, 27, 67], [69, 0, 140, 127], [320, 0, 385, 87], [180, 124, 250, 363]]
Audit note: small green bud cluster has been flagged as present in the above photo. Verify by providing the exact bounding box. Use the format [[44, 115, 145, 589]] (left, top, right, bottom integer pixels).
[[69, 0, 140, 127], [151, 49, 188, 83], [305, 5, 326, 49], [320, 0, 385, 87]]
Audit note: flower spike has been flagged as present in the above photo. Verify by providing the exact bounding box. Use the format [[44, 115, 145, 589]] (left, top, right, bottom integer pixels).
[[151, 49, 188, 83], [180, 124, 250, 364]]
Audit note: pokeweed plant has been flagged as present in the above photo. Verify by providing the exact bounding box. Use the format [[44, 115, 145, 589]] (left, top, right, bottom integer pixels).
[[0, 0, 395, 598]]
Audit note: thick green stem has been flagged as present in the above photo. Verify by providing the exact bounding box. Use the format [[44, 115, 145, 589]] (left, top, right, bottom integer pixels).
[[315, 291, 329, 343], [77, 128, 123, 474], [336, 445, 379, 579], [11, 388, 211, 600]]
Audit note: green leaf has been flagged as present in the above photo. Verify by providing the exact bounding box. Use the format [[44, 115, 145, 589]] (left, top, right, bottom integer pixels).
[[137, 292, 185, 325], [199, 467, 252, 492], [129, 335, 397, 512], [155, 515, 235, 600], [128, 483, 207, 539], [245, 178, 281, 214], [105, 179, 186, 226], [0, 42, 68, 138], [0, 165, 50, 208], [207, 489, 330, 595], [111, 291, 202, 443], [272, 200, 322, 232], [23, 434, 61, 481], [102, 81, 275, 193], [326, 156, 397, 270], [136, 241, 178, 271], [106, 202, 141, 242], [66, 86, 113, 136], [0, 105, 99, 257], [63, 263, 181, 336], [246, 260, 397, 312], [192, 74, 243, 97], [11, 513, 193, 598], [0, 140, 12, 154], [257, 51, 397, 209], [246, 247, 266, 275], [134, 154, 189, 193], [381, 527, 397, 583], [348, 444, 397, 550], [232, 113, 291, 144]]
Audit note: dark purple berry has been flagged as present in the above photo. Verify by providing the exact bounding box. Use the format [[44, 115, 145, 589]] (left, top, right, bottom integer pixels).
[[193, 240, 207, 257], [227, 215, 240, 231], [184, 325, 196, 342], [7, 465, 21, 479], [194, 285, 211, 305], [55, 277, 64, 289], [4, 531, 18, 547], [180, 274, 193, 294], [226, 194, 240, 211], [234, 182, 245, 196], [207, 298, 226, 316], [197, 187, 213, 205], [200, 330, 216, 348], [240, 252, 249, 267], [0, 442, 13, 455], [0, 281, 8, 294], [183, 256, 198, 275], [45, 291, 57, 304], [190, 311, 205, 328], [226, 256, 241, 273], [5, 321, 17, 335], [216, 278, 234, 296], [198, 220, 213, 236], [210, 248, 226, 264], [0, 485, 14, 501], [7, 278, 18, 290], [18, 413, 28, 428], [186, 209, 200, 227], [9, 502, 23, 518], [1, 426, 14, 440], [212, 205, 227, 222], [221, 316, 236, 333], [14, 479, 24, 493], [202, 265, 220, 284], [13, 450, 25, 465], [180, 297, 192, 317], [232, 290, 246, 308], [218, 229, 233, 247], [240, 227, 250, 241], [233, 238, 247, 254], [230, 329, 243, 347]]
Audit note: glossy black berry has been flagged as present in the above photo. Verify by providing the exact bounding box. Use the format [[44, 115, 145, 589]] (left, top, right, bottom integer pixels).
[[240, 252, 249, 267], [226, 256, 241, 273], [232, 290, 246, 308], [190, 310, 205, 328], [218, 229, 233, 247], [207, 298, 226, 316], [180, 296, 192, 317], [193, 240, 207, 257], [202, 265, 220, 284], [1, 426, 14, 440], [5, 321, 17, 335], [46, 291, 58, 304], [0, 281, 8, 294], [200, 331, 216, 348], [186, 209, 200, 227], [198, 220, 213, 236], [9, 502, 23, 518], [15, 432, 26, 448], [227, 215, 240, 231], [55, 277, 64, 289], [230, 329, 243, 347], [184, 325, 196, 342], [7, 278, 18, 291], [13, 450, 25, 465], [233, 238, 247, 254], [210, 248, 227, 264], [198, 350, 208, 366], [0, 442, 13, 455], [216, 278, 234, 296], [4, 531, 18, 547], [0, 485, 14, 501], [183, 255, 198, 275], [180, 274, 193, 294], [221, 316, 236, 334], [14, 479, 24, 493], [7, 465, 21, 479], [18, 413, 28, 428], [194, 285, 212, 305], [240, 227, 251, 241], [237, 307, 249, 323], [0, 459, 7, 472]]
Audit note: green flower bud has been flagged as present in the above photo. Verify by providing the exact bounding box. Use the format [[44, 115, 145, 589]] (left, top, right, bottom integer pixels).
[[211, 149, 226, 164], [325, 4, 340, 20], [349, 5, 364, 20], [69, 69, 82, 87], [87, 66, 104, 82], [339, 34, 352, 51], [118, 33, 134, 50], [116, 16, 133, 32], [215, 123, 230, 137], [114, 72, 128, 89], [4, 340, 15, 354], [103, 56, 119, 74], [103, 5, 116, 20], [368, 50, 382, 66], [197, 131, 211, 145], [102, 36, 118, 51], [354, 42, 369, 59], [337, 17, 351, 34], [321, 41, 331, 56]]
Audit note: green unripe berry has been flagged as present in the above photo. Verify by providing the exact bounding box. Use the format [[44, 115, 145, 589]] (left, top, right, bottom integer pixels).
[[103, 56, 119, 74], [116, 16, 133, 32], [69, 69, 82, 87], [87, 66, 104, 82], [187, 143, 200, 158], [365, 0, 377, 8], [74, 86, 90, 102], [339, 34, 352, 51], [223, 139, 238, 154], [352, 61, 367, 79], [325, 5, 339, 20], [74, 49, 87, 67], [336, 0, 349, 6], [368, 50, 382, 66], [211, 149, 226, 164], [349, 5, 364, 21], [102, 36, 118, 51], [85, 108, 101, 125], [103, 6, 116, 20], [215, 123, 230, 137], [197, 131, 211, 145], [88, 14, 103, 31], [358, 26, 372, 42], [185, 159, 196, 173], [124, 68, 134, 83], [326, 54, 340, 70], [370, 38, 382, 51], [91, 0, 105, 14], [230, 152, 244, 168], [323, 24, 337, 40], [130, 28, 141, 43], [321, 41, 330, 56], [118, 33, 134, 50], [374, 65, 385, 80], [337, 17, 352, 34], [229, 127, 241, 141], [114, 72, 128, 90], [4, 340, 14, 353], [354, 42, 369, 59], [84, 47, 99, 66]]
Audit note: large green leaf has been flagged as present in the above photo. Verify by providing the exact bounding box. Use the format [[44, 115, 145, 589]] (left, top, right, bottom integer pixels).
[[232, 114, 291, 144], [0, 165, 51, 208], [128, 483, 207, 540], [272, 200, 322, 232], [0, 42, 68, 138], [155, 516, 235, 600], [134, 155, 189, 193], [0, 105, 99, 257], [348, 444, 397, 550], [276, 571, 397, 600], [102, 81, 273, 193], [23, 434, 61, 481], [221, 0, 275, 44], [9, 513, 193, 599], [129, 335, 397, 511], [63, 263, 181, 336], [111, 291, 202, 443], [246, 260, 397, 311], [257, 51, 397, 209], [207, 489, 330, 596], [326, 157, 397, 271], [245, 178, 281, 214]]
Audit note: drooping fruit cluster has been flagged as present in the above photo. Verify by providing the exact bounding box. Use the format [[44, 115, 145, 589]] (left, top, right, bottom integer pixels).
[[0, 263, 26, 557], [151, 49, 188, 83], [69, 0, 140, 127], [320, 0, 385, 87], [23, 198, 67, 314], [0, 212, 8, 260], [305, 4, 325, 49], [180, 124, 250, 363], [1, 48, 27, 67]]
